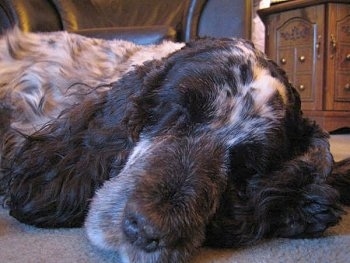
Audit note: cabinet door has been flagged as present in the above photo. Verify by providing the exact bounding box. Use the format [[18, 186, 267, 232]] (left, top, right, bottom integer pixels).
[[265, 5, 324, 111], [325, 3, 350, 111]]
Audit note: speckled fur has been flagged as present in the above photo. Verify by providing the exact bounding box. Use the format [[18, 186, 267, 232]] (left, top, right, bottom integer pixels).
[[1, 32, 350, 263], [0, 28, 183, 176]]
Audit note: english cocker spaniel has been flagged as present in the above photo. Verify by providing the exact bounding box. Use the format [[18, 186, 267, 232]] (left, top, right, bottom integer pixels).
[[0, 29, 349, 263]]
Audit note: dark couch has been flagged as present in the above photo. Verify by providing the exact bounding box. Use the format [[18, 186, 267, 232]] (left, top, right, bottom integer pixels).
[[0, 0, 251, 45]]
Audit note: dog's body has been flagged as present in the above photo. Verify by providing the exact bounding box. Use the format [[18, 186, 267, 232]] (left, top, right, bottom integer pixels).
[[0, 28, 183, 180], [0, 30, 350, 263]]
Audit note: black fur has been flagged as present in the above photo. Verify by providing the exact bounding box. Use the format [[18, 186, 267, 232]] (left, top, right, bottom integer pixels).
[[1, 37, 350, 262]]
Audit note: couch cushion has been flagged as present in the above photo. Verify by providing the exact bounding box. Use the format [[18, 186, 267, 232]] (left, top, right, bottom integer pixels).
[[72, 26, 177, 45], [52, 0, 189, 32], [0, 0, 62, 33]]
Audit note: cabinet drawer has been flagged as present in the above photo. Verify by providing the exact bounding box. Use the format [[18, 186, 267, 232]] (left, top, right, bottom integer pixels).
[[335, 73, 350, 102], [295, 73, 314, 101], [337, 44, 350, 70], [296, 47, 313, 72], [277, 47, 294, 71]]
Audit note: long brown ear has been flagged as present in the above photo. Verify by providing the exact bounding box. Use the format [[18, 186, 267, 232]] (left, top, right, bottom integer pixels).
[[116, 59, 169, 141], [327, 158, 350, 206]]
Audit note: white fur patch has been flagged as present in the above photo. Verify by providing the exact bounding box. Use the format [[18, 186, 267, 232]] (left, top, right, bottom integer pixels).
[[251, 66, 288, 105], [211, 64, 287, 147], [85, 139, 153, 251]]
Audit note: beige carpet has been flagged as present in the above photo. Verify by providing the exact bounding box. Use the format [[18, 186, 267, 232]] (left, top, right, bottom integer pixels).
[[330, 135, 350, 161], [0, 135, 349, 263]]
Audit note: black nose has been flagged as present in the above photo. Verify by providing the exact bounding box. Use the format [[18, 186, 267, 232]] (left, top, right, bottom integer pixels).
[[122, 212, 161, 252]]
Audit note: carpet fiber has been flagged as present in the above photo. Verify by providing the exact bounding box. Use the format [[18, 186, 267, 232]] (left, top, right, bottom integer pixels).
[[1, 135, 349, 263]]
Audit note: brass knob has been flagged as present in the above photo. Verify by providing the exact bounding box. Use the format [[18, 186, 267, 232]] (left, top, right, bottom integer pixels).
[[280, 58, 287, 65], [299, 55, 306, 62], [331, 34, 337, 49], [345, 83, 350, 91], [299, 84, 305, 91], [346, 54, 350, 61]]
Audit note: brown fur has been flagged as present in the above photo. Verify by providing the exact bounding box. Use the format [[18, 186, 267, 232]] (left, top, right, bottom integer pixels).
[[0, 31, 349, 263]]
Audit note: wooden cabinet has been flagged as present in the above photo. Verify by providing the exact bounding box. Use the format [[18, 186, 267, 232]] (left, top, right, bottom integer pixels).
[[258, 0, 350, 131]]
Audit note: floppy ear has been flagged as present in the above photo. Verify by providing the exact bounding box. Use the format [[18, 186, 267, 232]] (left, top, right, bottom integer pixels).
[[3, 58, 170, 228], [5, 91, 123, 227], [247, 119, 342, 238], [247, 61, 346, 239], [205, 118, 343, 248]]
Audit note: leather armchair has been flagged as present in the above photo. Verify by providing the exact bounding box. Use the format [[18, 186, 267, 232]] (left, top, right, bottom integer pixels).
[[0, 0, 251, 44]]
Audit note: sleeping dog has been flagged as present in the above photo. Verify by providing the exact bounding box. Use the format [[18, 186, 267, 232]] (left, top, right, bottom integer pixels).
[[0, 29, 349, 263]]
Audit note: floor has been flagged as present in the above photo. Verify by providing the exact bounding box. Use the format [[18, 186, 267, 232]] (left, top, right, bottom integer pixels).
[[329, 134, 350, 161]]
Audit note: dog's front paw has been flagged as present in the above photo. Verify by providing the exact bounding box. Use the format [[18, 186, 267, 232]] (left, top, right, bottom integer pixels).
[[261, 183, 343, 239], [297, 184, 343, 237]]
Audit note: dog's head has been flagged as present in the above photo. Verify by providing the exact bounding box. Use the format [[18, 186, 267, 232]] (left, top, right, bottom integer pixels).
[[85, 38, 309, 262]]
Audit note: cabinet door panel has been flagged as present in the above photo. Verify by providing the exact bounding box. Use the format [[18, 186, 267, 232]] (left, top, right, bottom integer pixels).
[[337, 16, 350, 43], [267, 5, 324, 111], [326, 4, 350, 110]]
